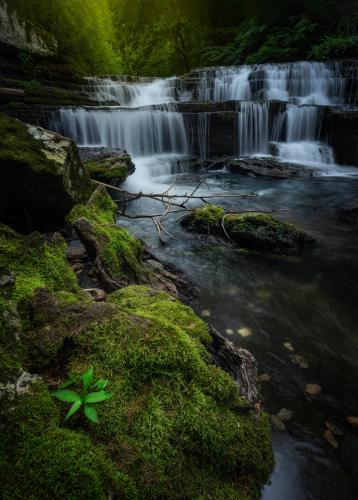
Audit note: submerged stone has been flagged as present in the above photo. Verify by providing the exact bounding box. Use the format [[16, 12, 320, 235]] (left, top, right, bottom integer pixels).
[[181, 204, 314, 254]]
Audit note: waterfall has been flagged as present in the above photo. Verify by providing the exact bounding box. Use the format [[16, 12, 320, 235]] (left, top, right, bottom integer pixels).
[[237, 102, 269, 156], [48, 60, 358, 174], [85, 76, 178, 107], [54, 108, 189, 157], [198, 113, 210, 160], [193, 61, 353, 106], [285, 105, 323, 142], [276, 142, 335, 166]]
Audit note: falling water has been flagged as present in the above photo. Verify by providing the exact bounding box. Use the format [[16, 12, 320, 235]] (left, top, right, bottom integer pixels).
[[237, 102, 269, 156], [50, 60, 358, 173], [54, 107, 189, 157], [85, 76, 178, 107]]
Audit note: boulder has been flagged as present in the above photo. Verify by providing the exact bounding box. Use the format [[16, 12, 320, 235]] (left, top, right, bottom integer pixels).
[[78, 147, 135, 187], [227, 157, 320, 178], [181, 205, 314, 254], [0, 113, 93, 233]]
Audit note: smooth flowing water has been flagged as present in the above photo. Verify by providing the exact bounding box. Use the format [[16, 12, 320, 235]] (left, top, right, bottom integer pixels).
[[50, 60, 358, 499]]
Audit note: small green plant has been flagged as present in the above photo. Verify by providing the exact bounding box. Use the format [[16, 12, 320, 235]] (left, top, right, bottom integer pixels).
[[52, 368, 112, 424]]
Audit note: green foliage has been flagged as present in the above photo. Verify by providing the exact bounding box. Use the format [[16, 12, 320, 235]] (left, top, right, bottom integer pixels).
[[53, 367, 112, 423], [310, 34, 358, 59]]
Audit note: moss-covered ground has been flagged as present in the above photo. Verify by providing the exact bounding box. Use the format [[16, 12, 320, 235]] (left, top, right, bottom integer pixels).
[[0, 193, 273, 499]]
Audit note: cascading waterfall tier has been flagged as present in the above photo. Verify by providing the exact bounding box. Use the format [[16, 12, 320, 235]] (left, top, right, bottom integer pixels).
[[53, 107, 189, 157], [50, 60, 358, 172]]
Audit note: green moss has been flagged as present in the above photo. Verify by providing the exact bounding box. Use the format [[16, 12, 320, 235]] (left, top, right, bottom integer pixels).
[[0, 113, 53, 173], [0, 382, 121, 499], [109, 285, 211, 344], [85, 155, 133, 184], [0, 224, 79, 304], [67, 187, 145, 283], [60, 292, 273, 498], [182, 205, 313, 254]]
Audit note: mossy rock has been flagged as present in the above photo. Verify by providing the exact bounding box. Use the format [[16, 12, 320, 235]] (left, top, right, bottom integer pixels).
[[0, 113, 93, 233], [3, 284, 273, 499], [84, 149, 135, 186], [181, 204, 314, 254], [67, 186, 145, 289], [0, 222, 81, 381]]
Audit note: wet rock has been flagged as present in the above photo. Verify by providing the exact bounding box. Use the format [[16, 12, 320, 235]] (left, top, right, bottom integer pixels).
[[290, 354, 309, 369], [324, 430, 339, 448], [347, 416, 358, 426], [208, 326, 260, 404], [181, 205, 314, 255], [277, 408, 293, 422], [238, 327, 253, 338], [305, 383, 322, 396], [284, 342, 295, 352], [326, 422, 344, 436], [270, 415, 286, 431], [0, 113, 93, 234], [79, 147, 135, 187], [227, 157, 321, 178]]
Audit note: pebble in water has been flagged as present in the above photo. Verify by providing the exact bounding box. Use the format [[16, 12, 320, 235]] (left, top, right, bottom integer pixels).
[[325, 422, 344, 436], [290, 354, 309, 369], [305, 383, 322, 396], [277, 408, 293, 422], [238, 327, 252, 338], [259, 373, 271, 382], [256, 290, 272, 300], [324, 430, 339, 448], [200, 309, 211, 318], [225, 328, 234, 335], [284, 342, 295, 352], [270, 415, 286, 431], [347, 416, 358, 426]]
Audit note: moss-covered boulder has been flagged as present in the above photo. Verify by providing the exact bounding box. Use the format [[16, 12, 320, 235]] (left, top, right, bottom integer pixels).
[[0, 113, 93, 233], [67, 185, 145, 290], [0, 213, 274, 498], [181, 204, 314, 254], [0, 222, 82, 382], [79, 147, 135, 187], [3, 284, 272, 499]]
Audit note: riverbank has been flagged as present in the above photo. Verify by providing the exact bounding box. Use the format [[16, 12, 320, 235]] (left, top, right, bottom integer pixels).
[[0, 114, 274, 499]]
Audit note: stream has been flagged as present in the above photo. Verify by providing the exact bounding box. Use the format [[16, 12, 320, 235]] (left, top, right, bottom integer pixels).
[[49, 61, 358, 499]]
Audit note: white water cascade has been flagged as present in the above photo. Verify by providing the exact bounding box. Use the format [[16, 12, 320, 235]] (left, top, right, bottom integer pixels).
[[50, 60, 357, 176], [55, 107, 189, 157], [84, 76, 178, 108]]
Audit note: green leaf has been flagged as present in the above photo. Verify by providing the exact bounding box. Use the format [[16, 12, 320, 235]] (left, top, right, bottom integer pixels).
[[82, 367, 94, 391], [52, 390, 81, 403], [92, 379, 108, 390], [84, 405, 98, 423], [85, 391, 112, 404], [65, 400, 82, 421]]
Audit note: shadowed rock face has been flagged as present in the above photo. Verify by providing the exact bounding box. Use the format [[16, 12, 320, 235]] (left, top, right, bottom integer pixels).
[[0, 113, 93, 234]]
